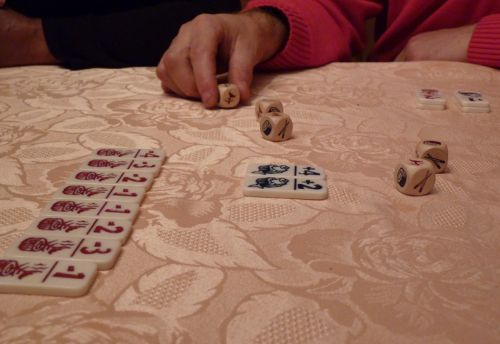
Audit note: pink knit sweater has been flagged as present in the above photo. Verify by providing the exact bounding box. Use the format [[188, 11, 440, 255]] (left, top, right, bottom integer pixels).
[[244, 0, 500, 69]]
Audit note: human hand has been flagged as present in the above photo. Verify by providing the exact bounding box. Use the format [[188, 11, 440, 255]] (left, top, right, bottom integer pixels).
[[396, 25, 475, 62], [156, 9, 288, 108], [0, 0, 5, 8]]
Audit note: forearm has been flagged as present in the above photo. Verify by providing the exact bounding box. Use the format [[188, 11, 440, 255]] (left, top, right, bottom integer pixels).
[[244, 0, 382, 70], [468, 14, 500, 68], [241, 7, 289, 63]]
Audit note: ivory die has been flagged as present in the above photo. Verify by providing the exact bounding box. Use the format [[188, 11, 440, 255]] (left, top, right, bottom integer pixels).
[[218, 84, 240, 108], [259, 112, 293, 142], [255, 98, 284, 120], [394, 159, 436, 196], [416, 140, 448, 173]]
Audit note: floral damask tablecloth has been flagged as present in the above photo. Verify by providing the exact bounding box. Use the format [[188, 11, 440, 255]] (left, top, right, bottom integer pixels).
[[0, 61, 499, 344]]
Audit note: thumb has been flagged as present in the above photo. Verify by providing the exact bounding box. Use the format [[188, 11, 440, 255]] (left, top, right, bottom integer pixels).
[[395, 48, 406, 62]]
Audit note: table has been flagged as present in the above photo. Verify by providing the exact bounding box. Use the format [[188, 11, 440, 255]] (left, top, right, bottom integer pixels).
[[0, 62, 499, 343]]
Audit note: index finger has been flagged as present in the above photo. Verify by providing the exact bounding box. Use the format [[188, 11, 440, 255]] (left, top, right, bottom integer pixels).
[[190, 23, 221, 108]]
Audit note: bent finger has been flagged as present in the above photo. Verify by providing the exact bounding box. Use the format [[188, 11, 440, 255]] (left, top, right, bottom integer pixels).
[[190, 16, 223, 108], [228, 39, 258, 103]]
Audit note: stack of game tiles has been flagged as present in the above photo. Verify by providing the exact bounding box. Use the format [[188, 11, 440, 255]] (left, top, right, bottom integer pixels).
[[454, 91, 490, 113], [416, 89, 446, 110], [243, 163, 328, 200], [0, 148, 165, 297]]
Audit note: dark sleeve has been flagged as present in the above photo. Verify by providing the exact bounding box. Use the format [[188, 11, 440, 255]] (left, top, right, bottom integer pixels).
[[41, 0, 241, 69], [7, 0, 168, 17]]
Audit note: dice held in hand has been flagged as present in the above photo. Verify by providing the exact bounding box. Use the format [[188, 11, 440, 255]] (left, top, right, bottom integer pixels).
[[217, 83, 240, 108], [394, 159, 436, 196]]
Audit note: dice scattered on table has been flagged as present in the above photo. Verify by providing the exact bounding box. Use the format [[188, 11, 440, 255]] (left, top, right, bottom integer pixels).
[[416, 140, 448, 174], [255, 98, 284, 121], [394, 159, 436, 196], [259, 112, 293, 142], [394, 139, 450, 196], [255, 98, 293, 142]]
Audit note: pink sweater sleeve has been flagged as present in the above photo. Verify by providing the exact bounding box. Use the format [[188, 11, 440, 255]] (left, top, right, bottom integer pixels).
[[468, 14, 500, 68], [244, 0, 381, 70]]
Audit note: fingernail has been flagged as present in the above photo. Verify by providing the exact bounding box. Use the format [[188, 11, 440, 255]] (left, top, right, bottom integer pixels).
[[202, 90, 218, 108]]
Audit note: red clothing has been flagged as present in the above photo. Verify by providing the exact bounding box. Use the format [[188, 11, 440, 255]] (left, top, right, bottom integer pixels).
[[244, 0, 500, 69]]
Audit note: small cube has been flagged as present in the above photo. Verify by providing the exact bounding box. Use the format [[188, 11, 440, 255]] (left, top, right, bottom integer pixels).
[[218, 84, 240, 108], [255, 98, 284, 121], [394, 159, 436, 196], [259, 112, 293, 142], [415, 140, 448, 173]]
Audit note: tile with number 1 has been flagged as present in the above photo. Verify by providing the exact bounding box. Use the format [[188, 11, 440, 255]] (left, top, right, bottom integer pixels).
[[67, 170, 155, 190], [0, 257, 97, 296], [91, 148, 166, 163], [53, 184, 146, 204], [41, 200, 139, 222], [79, 157, 162, 177]]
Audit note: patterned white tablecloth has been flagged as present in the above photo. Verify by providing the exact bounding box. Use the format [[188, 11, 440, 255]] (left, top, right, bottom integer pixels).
[[0, 61, 499, 343]]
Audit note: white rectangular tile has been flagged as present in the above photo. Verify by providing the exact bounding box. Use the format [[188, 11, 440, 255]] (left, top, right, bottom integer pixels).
[[53, 184, 146, 204], [416, 89, 446, 106], [0, 257, 97, 297], [243, 176, 328, 200], [79, 157, 162, 176], [5, 234, 121, 270], [416, 103, 446, 110], [26, 217, 133, 244], [41, 200, 139, 222], [460, 106, 491, 113], [246, 163, 326, 179], [455, 91, 490, 108], [91, 148, 166, 162], [67, 170, 155, 190]]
